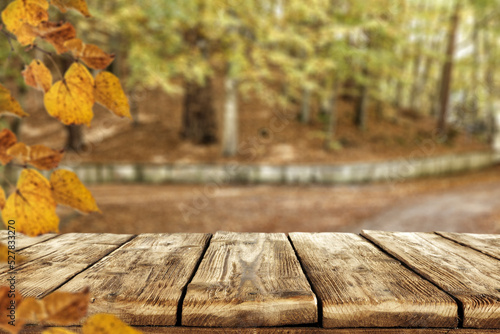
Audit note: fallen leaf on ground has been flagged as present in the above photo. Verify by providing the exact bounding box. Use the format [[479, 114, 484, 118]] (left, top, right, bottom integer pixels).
[[83, 314, 142, 334], [0, 286, 24, 334]]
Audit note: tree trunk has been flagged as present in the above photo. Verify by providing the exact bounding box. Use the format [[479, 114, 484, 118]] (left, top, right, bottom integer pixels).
[[324, 81, 339, 150], [354, 67, 369, 131], [484, 30, 496, 142], [222, 75, 238, 157], [180, 79, 218, 144], [66, 125, 86, 152], [437, 1, 461, 134], [300, 87, 311, 124]]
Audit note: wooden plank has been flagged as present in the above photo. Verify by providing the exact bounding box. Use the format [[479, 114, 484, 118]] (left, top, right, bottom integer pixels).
[[289, 233, 457, 328], [18, 327, 500, 334], [182, 232, 317, 327], [0, 233, 133, 298], [362, 231, 500, 329], [436, 232, 500, 260], [0, 230, 57, 250], [56, 233, 211, 326]]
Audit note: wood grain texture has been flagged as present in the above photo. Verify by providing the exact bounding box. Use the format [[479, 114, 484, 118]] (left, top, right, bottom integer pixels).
[[362, 231, 500, 329], [17, 327, 500, 334], [0, 233, 133, 298], [0, 230, 57, 250], [289, 233, 457, 328], [182, 232, 317, 327], [436, 232, 500, 260], [57, 233, 210, 326]]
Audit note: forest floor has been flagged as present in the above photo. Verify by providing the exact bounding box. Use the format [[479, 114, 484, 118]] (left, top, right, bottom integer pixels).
[[19, 76, 489, 165], [59, 165, 500, 234]]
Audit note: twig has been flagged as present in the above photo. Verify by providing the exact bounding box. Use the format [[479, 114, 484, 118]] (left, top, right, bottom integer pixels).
[[27, 44, 65, 80]]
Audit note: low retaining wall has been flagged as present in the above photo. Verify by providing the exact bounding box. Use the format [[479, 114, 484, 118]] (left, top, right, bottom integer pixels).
[[64, 151, 499, 185]]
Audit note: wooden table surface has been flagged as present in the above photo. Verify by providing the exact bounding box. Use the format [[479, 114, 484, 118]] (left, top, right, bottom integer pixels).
[[1, 230, 499, 334]]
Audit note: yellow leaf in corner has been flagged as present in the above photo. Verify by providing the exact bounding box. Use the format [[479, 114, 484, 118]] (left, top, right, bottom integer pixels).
[[95, 72, 131, 119], [1, 0, 49, 42], [44, 62, 94, 126], [0, 286, 24, 333], [64, 38, 115, 70], [50, 169, 100, 213], [51, 0, 91, 17], [2, 169, 59, 236], [83, 314, 143, 334], [0, 129, 18, 165], [22, 60, 53, 93], [17, 288, 90, 326], [0, 84, 29, 118]]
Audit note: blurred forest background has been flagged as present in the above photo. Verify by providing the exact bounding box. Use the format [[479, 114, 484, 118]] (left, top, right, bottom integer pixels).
[[2, 0, 500, 234]]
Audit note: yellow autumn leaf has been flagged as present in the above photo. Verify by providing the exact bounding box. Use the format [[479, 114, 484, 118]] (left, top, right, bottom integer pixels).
[[22, 60, 53, 93], [0, 84, 29, 118], [83, 314, 143, 334], [95, 72, 131, 119], [51, 0, 91, 17], [2, 169, 59, 236], [44, 62, 95, 126], [0, 129, 18, 165], [18, 288, 90, 325], [1, 0, 49, 43], [64, 38, 115, 70], [50, 169, 100, 213], [0, 187, 5, 210], [42, 328, 78, 334]]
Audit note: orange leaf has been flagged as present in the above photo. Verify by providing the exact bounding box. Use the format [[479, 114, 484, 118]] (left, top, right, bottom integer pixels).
[[17, 288, 90, 325], [1, 0, 49, 44], [0, 286, 24, 334], [22, 60, 53, 93], [0, 187, 5, 210], [82, 314, 143, 334], [44, 62, 95, 126], [95, 72, 131, 119], [0, 84, 29, 118], [51, 0, 91, 17], [50, 169, 100, 213], [29, 145, 64, 170], [0, 129, 18, 165], [6, 143, 30, 165], [34, 21, 77, 54], [64, 38, 115, 70], [2, 169, 59, 236]]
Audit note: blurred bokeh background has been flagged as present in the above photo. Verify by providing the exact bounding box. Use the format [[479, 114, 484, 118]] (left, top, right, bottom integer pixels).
[[2, 0, 500, 234]]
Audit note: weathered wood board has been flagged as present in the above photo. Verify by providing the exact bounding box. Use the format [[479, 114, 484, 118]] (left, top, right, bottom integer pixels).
[[436, 232, 500, 260], [0, 231, 57, 251], [289, 233, 458, 328], [57, 233, 210, 326], [182, 232, 317, 327], [0, 233, 133, 299], [362, 231, 500, 329], [18, 326, 500, 334]]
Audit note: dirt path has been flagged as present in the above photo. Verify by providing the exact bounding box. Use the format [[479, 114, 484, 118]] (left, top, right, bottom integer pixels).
[[60, 166, 500, 234]]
